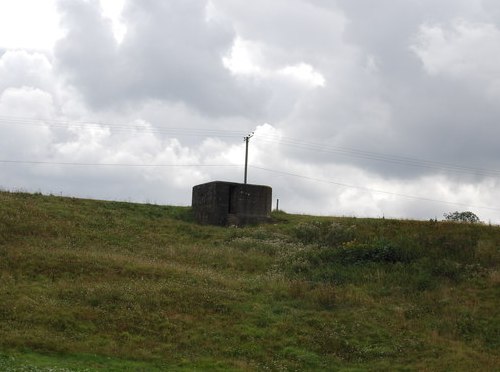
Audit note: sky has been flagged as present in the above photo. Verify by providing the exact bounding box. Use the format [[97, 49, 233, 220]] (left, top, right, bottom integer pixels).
[[1, 0, 500, 223]]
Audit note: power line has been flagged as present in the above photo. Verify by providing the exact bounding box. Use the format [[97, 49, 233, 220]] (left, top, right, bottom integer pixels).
[[0, 160, 241, 168], [1, 115, 499, 211], [3, 114, 499, 178], [250, 165, 500, 212], [1, 158, 497, 212], [253, 134, 500, 178], [0, 115, 247, 139]]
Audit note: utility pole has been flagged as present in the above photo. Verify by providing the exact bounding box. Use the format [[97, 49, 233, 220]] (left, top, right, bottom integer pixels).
[[244, 132, 254, 184]]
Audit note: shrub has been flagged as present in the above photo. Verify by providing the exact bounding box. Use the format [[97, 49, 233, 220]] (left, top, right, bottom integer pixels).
[[443, 211, 480, 223], [327, 239, 414, 265], [293, 221, 355, 247]]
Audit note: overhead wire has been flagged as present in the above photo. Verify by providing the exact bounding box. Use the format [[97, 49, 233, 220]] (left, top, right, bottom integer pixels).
[[0, 159, 241, 167], [1, 158, 496, 212], [0, 115, 247, 139], [250, 166, 500, 212], [0, 114, 498, 212], [252, 133, 500, 178], [2, 114, 499, 178]]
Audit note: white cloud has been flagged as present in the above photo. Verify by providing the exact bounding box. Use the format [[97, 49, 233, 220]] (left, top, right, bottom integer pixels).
[[278, 64, 326, 87], [0, 0, 127, 51], [0, 87, 54, 158], [223, 37, 263, 75], [412, 19, 500, 96], [0, 0, 61, 51], [100, 0, 127, 43], [223, 38, 326, 87], [0, 50, 54, 93], [0, 86, 55, 119]]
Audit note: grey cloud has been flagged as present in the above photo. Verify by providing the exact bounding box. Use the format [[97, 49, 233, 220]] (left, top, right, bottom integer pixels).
[[271, 0, 500, 182], [213, 0, 347, 61], [52, 0, 500, 184], [56, 0, 120, 106], [55, 0, 268, 118], [482, 0, 500, 21]]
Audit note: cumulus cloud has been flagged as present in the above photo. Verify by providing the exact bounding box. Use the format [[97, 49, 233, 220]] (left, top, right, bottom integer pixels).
[[55, 0, 268, 117], [0, 0, 61, 50], [412, 20, 500, 97], [0, 46, 244, 205], [0, 87, 54, 155], [0, 50, 55, 93], [265, 0, 500, 181]]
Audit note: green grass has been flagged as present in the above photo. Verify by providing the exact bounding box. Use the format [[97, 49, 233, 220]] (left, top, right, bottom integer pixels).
[[0, 191, 499, 371]]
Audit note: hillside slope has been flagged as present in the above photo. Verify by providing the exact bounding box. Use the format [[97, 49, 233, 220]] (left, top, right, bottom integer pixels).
[[0, 191, 499, 371]]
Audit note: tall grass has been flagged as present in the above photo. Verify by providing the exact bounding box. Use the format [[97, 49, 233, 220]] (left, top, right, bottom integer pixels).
[[0, 191, 498, 371]]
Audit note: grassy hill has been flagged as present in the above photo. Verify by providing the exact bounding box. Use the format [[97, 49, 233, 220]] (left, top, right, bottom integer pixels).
[[0, 191, 498, 371]]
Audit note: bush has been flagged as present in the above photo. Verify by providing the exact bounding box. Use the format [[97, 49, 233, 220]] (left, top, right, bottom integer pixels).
[[333, 239, 414, 265], [443, 211, 480, 223], [293, 221, 355, 247]]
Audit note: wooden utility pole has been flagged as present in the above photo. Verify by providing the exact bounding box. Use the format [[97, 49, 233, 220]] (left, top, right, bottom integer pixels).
[[244, 132, 254, 184]]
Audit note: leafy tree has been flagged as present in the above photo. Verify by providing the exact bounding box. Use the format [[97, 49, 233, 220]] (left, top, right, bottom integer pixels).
[[443, 211, 480, 223]]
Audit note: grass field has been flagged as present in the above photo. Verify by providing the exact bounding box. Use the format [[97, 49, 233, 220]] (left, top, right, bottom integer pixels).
[[0, 191, 499, 371]]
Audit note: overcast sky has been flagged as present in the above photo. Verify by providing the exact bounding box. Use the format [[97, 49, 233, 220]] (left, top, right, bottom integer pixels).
[[1, 0, 500, 222]]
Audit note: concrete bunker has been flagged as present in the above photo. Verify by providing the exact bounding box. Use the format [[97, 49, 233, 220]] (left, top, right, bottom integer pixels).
[[192, 181, 272, 226]]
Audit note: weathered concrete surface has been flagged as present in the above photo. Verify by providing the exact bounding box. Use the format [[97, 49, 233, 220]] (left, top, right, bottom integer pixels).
[[192, 181, 272, 226]]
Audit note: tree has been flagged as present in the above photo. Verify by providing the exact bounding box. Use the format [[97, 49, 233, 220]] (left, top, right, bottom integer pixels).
[[443, 211, 480, 223]]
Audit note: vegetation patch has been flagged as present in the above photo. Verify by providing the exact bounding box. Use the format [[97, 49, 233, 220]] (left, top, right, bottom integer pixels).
[[0, 191, 499, 370]]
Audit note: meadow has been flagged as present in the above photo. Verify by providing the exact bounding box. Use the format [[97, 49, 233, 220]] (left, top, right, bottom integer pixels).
[[0, 191, 498, 371]]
